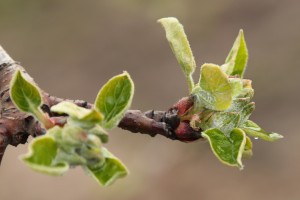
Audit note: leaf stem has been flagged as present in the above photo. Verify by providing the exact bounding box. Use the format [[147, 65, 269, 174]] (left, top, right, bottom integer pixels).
[[187, 74, 195, 93]]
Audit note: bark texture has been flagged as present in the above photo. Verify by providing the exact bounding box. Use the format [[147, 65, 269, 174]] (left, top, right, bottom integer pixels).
[[0, 45, 201, 164]]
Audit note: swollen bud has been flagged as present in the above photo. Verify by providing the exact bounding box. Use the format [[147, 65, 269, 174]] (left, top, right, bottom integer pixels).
[[172, 95, 195, 116], [175, 121, 201, 142]]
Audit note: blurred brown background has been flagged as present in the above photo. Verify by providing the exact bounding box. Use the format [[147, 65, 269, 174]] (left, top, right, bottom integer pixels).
[[0, 0, 298, 199]]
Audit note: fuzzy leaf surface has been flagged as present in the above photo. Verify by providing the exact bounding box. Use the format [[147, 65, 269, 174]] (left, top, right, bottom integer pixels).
[[195, 64, 232, 111], [158, 17, 196, 78]]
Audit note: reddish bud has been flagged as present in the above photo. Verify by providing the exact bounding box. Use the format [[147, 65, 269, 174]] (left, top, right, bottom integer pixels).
[[175, 121, 201, 142], [173, 96, 194, 116]]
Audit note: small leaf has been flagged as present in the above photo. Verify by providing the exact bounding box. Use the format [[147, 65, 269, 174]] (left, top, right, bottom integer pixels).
[[21, 135, 69, 176], [158, 17, 196, 91], [203, 128, 246, 169], [85, 148, 128, 186], [10, 70, 42, 113], [89, 125, 109, 143], [221, 30, 248, 78], [51, 102, 103, 127], [242, 120, 283, 142], [95, 72, 134, 129], [194, 64, 232, 111], [229, 78, 243, 98], [243, 136, 253, 159], [201, 112, 240, 135], [238, 102, 255, 126]]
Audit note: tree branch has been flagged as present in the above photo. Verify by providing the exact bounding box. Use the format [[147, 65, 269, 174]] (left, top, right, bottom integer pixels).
[[0, 45, 202, 164]]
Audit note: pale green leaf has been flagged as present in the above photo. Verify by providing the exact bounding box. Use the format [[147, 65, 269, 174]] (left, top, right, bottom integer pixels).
[[89, 125, 109, 143], [194, 63, 232, 111], [10, 70, 42, 114], [203, 128, 246, 169], [95, 72, 134, 129], [85, 148, 128, 186], [21, 135, 69, 176], [201, 112, 240, 135], [221, 30, 248, 78], [242, 120, 283, 141], [51, 102, 103, 127], [158, 17, 196, 91], [229, 78, 243, 98]]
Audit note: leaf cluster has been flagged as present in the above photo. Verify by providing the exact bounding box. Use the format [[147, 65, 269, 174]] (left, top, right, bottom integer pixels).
[[10, 71, 134, 186], [159, 17, 283, 169]]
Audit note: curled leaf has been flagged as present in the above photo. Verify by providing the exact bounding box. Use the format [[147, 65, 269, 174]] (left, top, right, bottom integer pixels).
[[84, 148, 128, 186], [203, 128, 246, 169], [21, 135, 69, 176]]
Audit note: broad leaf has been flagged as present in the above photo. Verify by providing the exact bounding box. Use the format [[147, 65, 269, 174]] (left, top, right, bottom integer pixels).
[[203, 128, 246, 169], [95, 72, 134, 129], [10, 70, 42, 113], [21, 135, 69, 176], [51, 102, 103, 127], [221, 30, 248, 78], [195, 64, 232, 111], [242, 120, 283, 141], [85, 148, 128, 186]]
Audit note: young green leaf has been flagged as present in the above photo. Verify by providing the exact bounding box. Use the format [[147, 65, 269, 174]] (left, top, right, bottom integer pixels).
[[84, 148, 128, 186], [194, 63, 232, 111], [229, 78, 243, 98], [221, 30, 248, 78], [10, 70, 54, 128], [242, 120, 283, 141], [21, 135, 69, 176], [201, 112, 240, 135], [10, 70, 42, 113], [51, 101, 103, 128], [203, 128, 246, 169], [95, 72, 134, 129], [158, 17, 196, 91]]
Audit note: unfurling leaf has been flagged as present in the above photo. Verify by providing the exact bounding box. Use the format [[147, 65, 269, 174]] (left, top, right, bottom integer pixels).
[[221, 30, 248, 78], [95, 72, 134, 129], [51, 102, 103, 124], [194, 63, 232, 111], [242, 120, 283, 141], [158, 17, 196, 91], [21, 135, 69, 176], [85, 148, 128, 186], [203, 128, 246, 169]]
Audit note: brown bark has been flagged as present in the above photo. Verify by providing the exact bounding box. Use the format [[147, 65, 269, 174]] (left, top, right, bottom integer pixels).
[[0, 45, 202, 165]]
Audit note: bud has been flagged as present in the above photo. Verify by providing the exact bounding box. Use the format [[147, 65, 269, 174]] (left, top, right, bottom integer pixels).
[[175, 121, 201, 142], [172, 95, 195, 116]]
